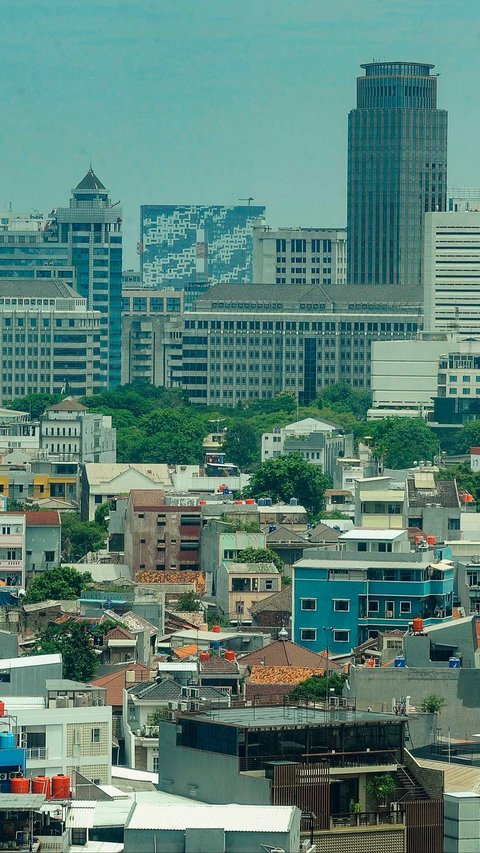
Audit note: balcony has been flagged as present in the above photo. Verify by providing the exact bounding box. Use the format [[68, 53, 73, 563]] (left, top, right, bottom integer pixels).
[[25, 747, 47, 760], [329, 810, 405, 830]]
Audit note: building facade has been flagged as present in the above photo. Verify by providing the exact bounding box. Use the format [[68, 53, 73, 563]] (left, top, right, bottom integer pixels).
[[53, 168, 123, 387], [140, 204, 265, 287], [0, 280, 104, 403], [261, 416, 351, 477], [180, 282, 422, 405], [424, 211, 480, 335], [293, 528, 454, 654], [0, 510, 61, 585], [40, 398, 116, 464], [124, 490, 201, 575], [348, 61, 447, 286], [252, 225, 347, 285], [121, 287, 183, 385], [215, 561, 281, 621]]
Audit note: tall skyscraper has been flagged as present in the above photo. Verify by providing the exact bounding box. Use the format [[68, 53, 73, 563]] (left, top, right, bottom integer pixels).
[[54, 169, 123, 387], [347, 61, 447, 287], [140, 204, 265, 287]]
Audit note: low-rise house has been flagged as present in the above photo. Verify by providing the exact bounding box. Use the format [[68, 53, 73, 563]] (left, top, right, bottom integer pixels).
[[40, 397, 116, 464], [124, 489, 201, 575], [240, 636, 338, 701], [250, 586, 292, 629], [215, 561, 281, 622], [80, 463, 172, 520], [200, 517, 266, 595], [0, 510, 61, 586], [91, 662, 154, 743]]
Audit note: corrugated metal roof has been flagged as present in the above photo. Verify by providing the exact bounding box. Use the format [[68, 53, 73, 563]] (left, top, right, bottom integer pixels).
[[126, 802, 296, 831], [0, 794, 45, 810], [340, 528, 406, 540], [66, 803, 96, 828], [415, 757, 480, 793]]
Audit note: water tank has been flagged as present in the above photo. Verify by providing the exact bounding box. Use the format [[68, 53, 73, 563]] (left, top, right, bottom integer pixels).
[[199, 499, 207, 506], [234, 499, 244, 505], [199, 652, 210, 663], [52, 774, 71, 800], [449, 657, 461, 668], [212, 641, 220, 650], [258, 498, 267, 507], [0, 701, 5, 718], [427, 535, 436, 546], [245, 498, 256, 505], [265, 498, 273, 506], [364, 658, 376, 668], [290, 498, 298, 506], [10, 778, 29, 794], [394, 656, 406, 668], [0, 732, 15, 750], [224, 650, 236, 662], [32, 776, 51, 799], [268, 525, 276, 534], [212, 625, 220, 634], [412, 618, 423, 634]]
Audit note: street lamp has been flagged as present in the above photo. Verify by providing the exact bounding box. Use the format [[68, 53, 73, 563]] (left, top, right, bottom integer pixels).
[[322, 626, 333, 676]]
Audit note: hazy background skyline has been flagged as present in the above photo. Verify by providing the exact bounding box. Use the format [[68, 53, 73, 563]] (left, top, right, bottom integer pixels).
[[3, 0, 480, 267]]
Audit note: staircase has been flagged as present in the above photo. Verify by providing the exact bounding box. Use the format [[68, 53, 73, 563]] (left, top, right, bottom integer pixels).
[[394, 764, 429, 801]]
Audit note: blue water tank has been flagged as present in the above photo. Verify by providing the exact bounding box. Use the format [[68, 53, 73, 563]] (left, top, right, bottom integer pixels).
[[449, 657, 461, 668], [290, 498, 298, 506], [265, 498, 273, 507], [394, 656, 406, 668], [258, 498, 267, 507], [0, 732, 15, 749], [211, 641, 220, 650], [268, 525, 276, 534]]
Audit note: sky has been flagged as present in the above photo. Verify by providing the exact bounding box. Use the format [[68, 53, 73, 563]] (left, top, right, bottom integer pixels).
[[3, 0, 480, 267]]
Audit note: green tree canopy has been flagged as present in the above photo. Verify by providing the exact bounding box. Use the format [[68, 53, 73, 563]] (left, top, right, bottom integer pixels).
[[364, 418, 439, 469], [24, 565, 92, 604], [137, 409, 208, 464], [30, 620, 98, 681], [61, 513, 107, 562], [437, 464, 480, 501], [452, 420, 480, 455], [316, 382, 372, 421], [175, 591, 202, 612], [243, 453, 332, 517], [222, 422, 260, 470], [8, 393, 63, 419], [236, 547, 284, 573], [288, 673, 347, 701]]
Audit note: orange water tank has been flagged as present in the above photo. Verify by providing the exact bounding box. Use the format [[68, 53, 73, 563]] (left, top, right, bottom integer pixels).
[[412, 617, 424, 633], [199, 651, 210, 662], [415, 534, 424, 544], [10, 778, 30, 794], [0, 701, 5, 717], [364, 658, 376, 668], [234, 500, 243, 505], [245, 498, 256, 505], [224, 649, 236, 662], [199, 499, 207, 506], [52, 774, 70, 800], [212, 625, 220, 633], [32, 776, 51, 799], [426, 535, 436, 546]]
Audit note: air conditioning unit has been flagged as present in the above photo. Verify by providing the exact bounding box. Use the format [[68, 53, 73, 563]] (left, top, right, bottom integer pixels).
[[0, 773, 7, 781], [55, 697, 69, 708], [167, 702, 176, 711], [179, 702, 188, 712], [386, 611, 393, 618], [188, 700, 199, 712]]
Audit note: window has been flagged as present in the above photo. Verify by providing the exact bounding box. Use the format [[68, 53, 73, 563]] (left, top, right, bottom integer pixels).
[[265, 579, 273, 590], [333, 630, 350, 643], [44, 551, 55, 563], [236, 601, 244, 615], [91, 728, 100, 743], [357, 542, 367, 551], [448, 518, 460, 530], [400, 601, 411, 613], [300, 628, 317, 642], [0, 670, 10, 683], [301, 598, 317, 611], [378, 542, 393, 553], [368, 600, 379, 612], [386, 601, 394, 617], [334, 600, 350, 612]]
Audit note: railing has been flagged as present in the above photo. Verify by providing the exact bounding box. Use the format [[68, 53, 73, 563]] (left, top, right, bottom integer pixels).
[[26, 747, 47, 759], [301, 749, 399, 769], [329, 810, 405, 829]]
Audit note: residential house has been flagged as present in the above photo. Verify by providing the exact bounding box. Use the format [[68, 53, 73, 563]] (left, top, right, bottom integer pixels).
[[91, 661, 154, 745], [0, 510, 61, 586], [158, 704, 444, 850], [293, 528, 454, 654], [215, 561, 281, 622], [261, 417, 353, 479], [250, 586, 292, 629], [200, 517, 266, 595], [240, 636, 339, 701], [80, 463, 172, 521], [124, 490, 201, 576], [40, 397, 116, 464]]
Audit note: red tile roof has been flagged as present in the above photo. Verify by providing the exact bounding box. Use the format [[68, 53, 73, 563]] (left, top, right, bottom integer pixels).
[[91, 663, 153, 707], [104, 626, 136, 642], [240, 640, 338, 669], [26, 511, 61, 526]]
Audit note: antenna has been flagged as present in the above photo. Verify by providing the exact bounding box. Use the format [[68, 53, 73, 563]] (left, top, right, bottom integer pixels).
[[239, 197, 254, 206]]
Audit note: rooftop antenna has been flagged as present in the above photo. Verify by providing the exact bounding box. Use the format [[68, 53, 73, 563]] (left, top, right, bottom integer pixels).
[[239, 197, 254, 206]]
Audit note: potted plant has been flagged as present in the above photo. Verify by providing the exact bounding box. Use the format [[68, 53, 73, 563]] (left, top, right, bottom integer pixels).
[[366, 774, 396, 811]]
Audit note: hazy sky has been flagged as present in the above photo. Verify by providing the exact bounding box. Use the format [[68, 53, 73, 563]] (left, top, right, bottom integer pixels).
[[3, 0, 480, 266]]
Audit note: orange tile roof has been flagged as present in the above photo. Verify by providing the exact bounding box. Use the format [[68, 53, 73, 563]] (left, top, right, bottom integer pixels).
[[91, 663, 152, 706], [173, 644, 199, 659], [248, 665, 324, 685]]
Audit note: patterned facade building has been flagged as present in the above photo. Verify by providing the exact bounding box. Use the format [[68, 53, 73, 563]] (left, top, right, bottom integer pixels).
[[140, 204, 265, 287]]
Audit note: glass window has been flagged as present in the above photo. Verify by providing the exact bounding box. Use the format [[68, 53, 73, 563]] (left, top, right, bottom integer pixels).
[[333, 630, 350, 643], [368, 600, 379, 612], [333, 600, 350, 611], [400, 601, 411, 613], [301, 598, 317, 611], [300, 628, 317, 641]]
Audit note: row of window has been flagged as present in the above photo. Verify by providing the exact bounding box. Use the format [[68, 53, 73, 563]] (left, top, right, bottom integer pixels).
[[300, 628, 349, 643], [300, 597, 413, 614]]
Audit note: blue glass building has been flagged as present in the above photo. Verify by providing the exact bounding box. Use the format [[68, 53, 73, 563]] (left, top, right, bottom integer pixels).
[[140, 204, 265, 287], [293, 529, 454, 654], [347, 62, 447, 287]]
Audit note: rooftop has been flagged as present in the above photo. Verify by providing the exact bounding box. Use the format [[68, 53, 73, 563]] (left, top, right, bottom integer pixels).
[[249, 586, 292, 615], [196, 282, 424, 310], [46, 397, 87, 412], [240, 639, 330, 668], [91, 663, 152, 706], [180, 704, 404, 729], [407, 476, 460, 509], [0, 280, 81, 300], [126, 802, 297, 832], [0, 652, 61, 670], [0, 793, 45, 811], [340, 528, 407, 541], [224, 561, 279, 574], [75, 168, 107, 192], [84, 464, 171, 486]]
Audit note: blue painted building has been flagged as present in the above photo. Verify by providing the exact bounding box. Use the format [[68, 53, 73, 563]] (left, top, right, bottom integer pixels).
[[140, 204, 265, 287], [293, 529, 454, 655]]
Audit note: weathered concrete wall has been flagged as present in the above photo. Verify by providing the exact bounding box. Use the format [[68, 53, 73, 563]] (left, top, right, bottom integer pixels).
[[347, 666, 480, 739]]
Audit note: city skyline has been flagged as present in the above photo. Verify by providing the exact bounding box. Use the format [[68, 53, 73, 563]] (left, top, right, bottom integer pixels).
[[2, 0, 480, 267]]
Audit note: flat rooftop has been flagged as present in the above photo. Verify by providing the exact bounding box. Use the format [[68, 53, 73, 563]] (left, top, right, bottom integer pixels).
[[180, 705, 403, 729]]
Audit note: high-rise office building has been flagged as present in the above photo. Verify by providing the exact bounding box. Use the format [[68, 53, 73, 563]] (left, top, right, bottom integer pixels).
[[140, 204, 265, 287], [348, 61, 447, 287], [252, 225, 347, 285], [54, 169, 123, 387]]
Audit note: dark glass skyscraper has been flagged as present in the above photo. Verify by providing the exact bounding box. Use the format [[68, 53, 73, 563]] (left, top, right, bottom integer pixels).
[[347, 62, 447, 286]]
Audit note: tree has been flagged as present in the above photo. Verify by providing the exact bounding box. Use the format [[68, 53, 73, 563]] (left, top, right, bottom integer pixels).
[[364, 418, 439, 469], [243, 453, 332, 517], [288, 673, 347, 702], [222, 422, 260, 470], [8, 393, 62, 419], [437, 464, 480, 502], [452, 420, 480, 455], [175, 591, 201, 612], [236, 547, 284, 573], [24, 565, 92, 604], [61, 513, 107, 562], [138, 409, 208, 464], [366, 774, 396, 806], [316, 382, 372, 421], [94, 502, 111, 530], [30, 620, 98, 681], [420, 694, 446, 714]]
